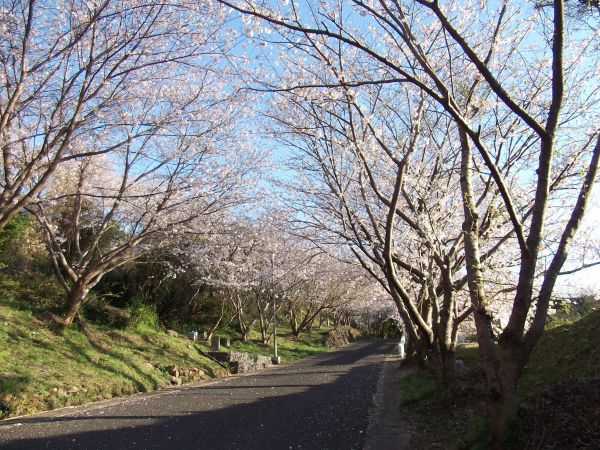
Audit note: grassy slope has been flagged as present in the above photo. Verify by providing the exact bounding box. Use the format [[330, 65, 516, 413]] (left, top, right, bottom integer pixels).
[[399, 309, 600, 449], [0, 297, 330, 419], [520, 308, 600, 398], [0, 296, 227, 418], [225, 329, 332, 362]]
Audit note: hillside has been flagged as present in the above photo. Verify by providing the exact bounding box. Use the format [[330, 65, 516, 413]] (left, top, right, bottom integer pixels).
[[519, 307, 600, 397], [0, 296, 331, 419], [516, 308, 600, 448], [0, 296, 231, 418], [398, 308, 600, 449]]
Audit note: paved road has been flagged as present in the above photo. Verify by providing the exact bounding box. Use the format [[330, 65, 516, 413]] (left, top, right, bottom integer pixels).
[[0, 340, 396, 450]]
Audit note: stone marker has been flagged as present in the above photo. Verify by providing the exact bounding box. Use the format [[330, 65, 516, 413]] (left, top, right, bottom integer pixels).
[[202, 331, 208, 340], [211, 336, 221, 351], [397, 334, 406, 359], [188, 331, 198, 342], [224, 337, 231, 347]]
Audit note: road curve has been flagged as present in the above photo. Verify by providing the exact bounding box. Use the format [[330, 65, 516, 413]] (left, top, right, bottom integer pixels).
[[0, 340, 396, 450]]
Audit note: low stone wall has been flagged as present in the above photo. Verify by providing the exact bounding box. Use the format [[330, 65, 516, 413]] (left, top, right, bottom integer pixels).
[[207, 351, 273, 374]]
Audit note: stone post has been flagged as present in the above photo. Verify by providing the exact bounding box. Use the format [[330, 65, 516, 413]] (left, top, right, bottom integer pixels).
[[211, 336, 221, 351], [188, 331, 198, 342]]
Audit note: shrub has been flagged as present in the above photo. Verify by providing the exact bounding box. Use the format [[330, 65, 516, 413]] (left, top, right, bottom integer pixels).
[[127, 294, 160, 331]]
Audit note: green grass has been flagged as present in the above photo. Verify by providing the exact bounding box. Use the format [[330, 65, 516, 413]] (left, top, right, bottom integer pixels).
[[399, 370, 439, 406], [190, 326, 332, 369], [226, 327, 331, 362], [0, 296, 332, 419], [519, 308, 600, 398], [0, 296, 230, 418], [455, 343, 479, 367], [400, 310, 600, 448]]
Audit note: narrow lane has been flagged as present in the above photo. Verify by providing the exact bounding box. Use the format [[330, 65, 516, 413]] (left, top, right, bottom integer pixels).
[[0, 340, 395, 450]]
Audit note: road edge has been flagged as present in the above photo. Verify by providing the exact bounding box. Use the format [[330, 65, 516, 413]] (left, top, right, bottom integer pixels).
[[363, 352, 412, 450]]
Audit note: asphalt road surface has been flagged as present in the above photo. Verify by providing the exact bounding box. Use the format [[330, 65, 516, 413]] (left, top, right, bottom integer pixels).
[[0, 340, 396, 450]]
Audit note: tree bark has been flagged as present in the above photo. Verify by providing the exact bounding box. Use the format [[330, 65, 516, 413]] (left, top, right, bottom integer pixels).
[[290, 309, 300, 337], [459, 126, 512, 447], [63, 281, 89, 326]]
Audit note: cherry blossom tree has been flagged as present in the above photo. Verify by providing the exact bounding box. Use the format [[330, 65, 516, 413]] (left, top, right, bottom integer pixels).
[[186, 211, 381, 343], [0, 0, 230, 227], [279, 251, 362, 337], [29, 112, 258, 325], [270, 81, 497, 390], [189, 216, 316, 343], [190, 219, 269, 343], [218, 0, 600, 442], [2, 0, 265, 326], [23, 27, 261, 325]]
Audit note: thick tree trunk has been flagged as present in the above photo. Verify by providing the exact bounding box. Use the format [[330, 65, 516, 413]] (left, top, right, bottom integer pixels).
[[482, 338, 527, 449], [440, 346, 457, 397], [255, 295, 272, 345], [472, 307, 512, 444], [426, 348, 443, 385], [459, 126, 516, 446], [426, 347, 457, 396], [238, 312, 250, 343], [260, 330, 269, 345], [241, 330, 250, 343], [404, 331, 426, 366], [63, 281, 88, 325], [236, 310, 256, 343], [290, 310, 300, 337]]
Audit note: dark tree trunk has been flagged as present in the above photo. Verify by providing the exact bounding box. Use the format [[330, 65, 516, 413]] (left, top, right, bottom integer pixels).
[[241, 330, 250, 343], [63, 281, 88, 325], [437, 346, 457, 398], [290, 310, 299, 337]]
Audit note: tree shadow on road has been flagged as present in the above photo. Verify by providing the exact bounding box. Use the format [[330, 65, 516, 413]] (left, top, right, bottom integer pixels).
[[313, 340, 393, 367], [0, 342, 396, 450]]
